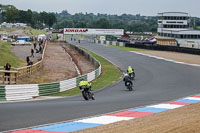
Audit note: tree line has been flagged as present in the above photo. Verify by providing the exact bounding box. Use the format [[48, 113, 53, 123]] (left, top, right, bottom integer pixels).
[[1, 4, 200, 32], [53, 10, 158, 32], [0, 4, 56, 29]]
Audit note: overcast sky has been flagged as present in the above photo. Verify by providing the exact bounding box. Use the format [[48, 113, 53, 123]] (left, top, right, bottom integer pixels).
[[0, 0, 199, 17]]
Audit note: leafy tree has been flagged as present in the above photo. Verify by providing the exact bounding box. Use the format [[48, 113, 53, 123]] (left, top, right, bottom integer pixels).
[[96, 18, 111, 29], [0, 5, 57, 29], [6, 7, 19, 23], [47, 13, 57, 28]]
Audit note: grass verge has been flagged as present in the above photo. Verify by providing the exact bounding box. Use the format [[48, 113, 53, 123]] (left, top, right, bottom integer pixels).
[[129, 34, 152, 39], [0, 42, 25, 67], [109, 45, 148, 51], [51, 47, 122, 96], [24, 27, 46, 36], [0, 27, 18, 32]]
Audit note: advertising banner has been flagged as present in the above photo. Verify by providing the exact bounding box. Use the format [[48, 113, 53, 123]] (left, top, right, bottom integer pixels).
[[64, 28, 124, 35]]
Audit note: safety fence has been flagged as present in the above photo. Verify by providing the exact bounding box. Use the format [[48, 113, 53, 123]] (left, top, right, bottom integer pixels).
[[0, 43, 101, 101], [84, 38, 200, 55], [0, 40, 47, 84], [84, 38, 125, 47]]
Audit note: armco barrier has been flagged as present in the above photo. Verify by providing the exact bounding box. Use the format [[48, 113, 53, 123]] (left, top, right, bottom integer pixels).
[[39, 82, 60, 96], [0, 43, 101, 101], [125, 43, 200, 55], [60, 78, 76, 92], [5, 84, 39, 101], [84, 38, 200, 55], [0, 85, 6, 101], [87, 71, 95, 82]]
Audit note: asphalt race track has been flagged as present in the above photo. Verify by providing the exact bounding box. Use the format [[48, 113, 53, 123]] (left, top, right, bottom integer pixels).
[[1, 38, 200, 132]]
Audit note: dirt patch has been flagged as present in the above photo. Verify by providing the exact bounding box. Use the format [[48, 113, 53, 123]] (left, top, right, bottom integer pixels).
[[73, 102, 200, 133], [63, 45, 97, 75], [137, 51, 200, 65], [17, 42, 96, 84]]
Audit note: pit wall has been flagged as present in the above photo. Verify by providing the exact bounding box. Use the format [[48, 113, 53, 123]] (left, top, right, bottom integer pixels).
[[0, 43, 101, 101]]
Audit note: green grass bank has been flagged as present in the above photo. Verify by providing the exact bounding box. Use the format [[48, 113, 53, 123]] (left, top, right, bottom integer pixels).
[[0, 42, 24, 67]]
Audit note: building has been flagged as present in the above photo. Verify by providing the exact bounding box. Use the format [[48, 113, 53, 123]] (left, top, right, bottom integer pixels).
[[157, 12, 200, 49], [0, 22, 27, 28]]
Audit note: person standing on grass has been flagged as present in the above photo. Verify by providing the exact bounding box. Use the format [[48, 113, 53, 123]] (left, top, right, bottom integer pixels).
[[30, 48, 34, 58], [26, 56, 30, 65], [4, 63, 11, 83]]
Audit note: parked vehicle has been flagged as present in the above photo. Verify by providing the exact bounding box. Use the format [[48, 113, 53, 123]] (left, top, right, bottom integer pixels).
[[11, 40, 32, 46]]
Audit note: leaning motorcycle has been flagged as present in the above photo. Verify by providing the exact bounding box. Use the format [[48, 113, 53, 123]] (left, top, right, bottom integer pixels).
[[80, 85, 95, 100], [126, 81, 133, 91], [130, 72, 135, 80]]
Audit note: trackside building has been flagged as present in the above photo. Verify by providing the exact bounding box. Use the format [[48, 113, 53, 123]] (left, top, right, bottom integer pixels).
[[157, 12, 200, 49]]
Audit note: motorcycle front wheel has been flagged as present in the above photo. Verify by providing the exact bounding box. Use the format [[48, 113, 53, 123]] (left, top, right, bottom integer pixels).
[[82, 91, 89, 100]]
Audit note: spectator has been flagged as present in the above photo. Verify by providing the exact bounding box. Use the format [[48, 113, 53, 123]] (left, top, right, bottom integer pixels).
[[4, 63, 11, 83], [30, 49, 34, 58], [34, 43, 37, 50], [26, 56, 30, 65], [39, 41, 42, 47], [36, 48, 40, 53], [39, 46, 43, 54]]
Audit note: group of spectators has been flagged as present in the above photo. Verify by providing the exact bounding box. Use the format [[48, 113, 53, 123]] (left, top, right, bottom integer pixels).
[[2, 35, 46, 84], [26, 39, 44, 66]]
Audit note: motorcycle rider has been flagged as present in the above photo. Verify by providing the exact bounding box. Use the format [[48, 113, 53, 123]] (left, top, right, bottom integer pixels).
[[123, 73, 133, 87], [79, 79, 94, 100], [79, 79, 92, 92], [127, 66, 134, 78]]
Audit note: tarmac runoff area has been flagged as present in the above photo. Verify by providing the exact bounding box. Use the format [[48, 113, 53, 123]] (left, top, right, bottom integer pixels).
[[9, 94, 200, 133], [8, 51, 200, 133]]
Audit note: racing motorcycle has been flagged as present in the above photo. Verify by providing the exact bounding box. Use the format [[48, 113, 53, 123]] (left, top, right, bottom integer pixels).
[[130, 72, 135, 80], [126, 81, 133, 91], [80, 85, 95, 100]]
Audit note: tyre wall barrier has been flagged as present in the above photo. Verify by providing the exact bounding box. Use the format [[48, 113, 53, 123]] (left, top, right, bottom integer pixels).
[[0, 43, 101, 101]]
